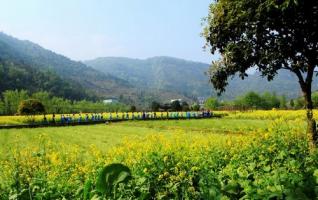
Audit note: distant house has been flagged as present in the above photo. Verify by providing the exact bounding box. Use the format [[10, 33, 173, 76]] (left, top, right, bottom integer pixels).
[[170, 99, 182, 103], [197, 97, 206, 107], [103, 98, 119, 104]]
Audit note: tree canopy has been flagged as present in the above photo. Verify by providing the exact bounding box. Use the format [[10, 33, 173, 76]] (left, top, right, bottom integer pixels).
[[203, 0, 317, 96], [18, 99, 45, 116], [203, 0, 318, 142]]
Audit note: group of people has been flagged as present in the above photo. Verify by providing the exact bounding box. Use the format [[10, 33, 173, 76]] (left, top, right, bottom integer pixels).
[[43, 110, 213, 125]]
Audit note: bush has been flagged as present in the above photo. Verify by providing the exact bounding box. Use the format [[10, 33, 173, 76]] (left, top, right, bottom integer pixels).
[[18, 99, 45, 116]]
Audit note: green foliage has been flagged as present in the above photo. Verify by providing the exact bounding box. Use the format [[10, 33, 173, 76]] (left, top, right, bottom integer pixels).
[[18, 99, 45, 115], [0, 90, 130, 115], [279, 95, 287, 109], [0, 100, 4, 115], [3, 89, 29, 115], [191, 103, 200, 111], [130, 105, 137, 112], [0, 61, 89, 101], [233, 91, 288, 110], [290, 99, 295, 108], [204, 97, 219, 110], [151, 101, 161, 111], [181, 101, 190, 111], [203, 0, 318, 94], [171, 100, 182, 111], [96, 163, 131, 197]]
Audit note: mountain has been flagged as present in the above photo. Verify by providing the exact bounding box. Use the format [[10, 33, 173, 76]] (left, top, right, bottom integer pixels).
[[0, 32, 135, 99], [1, 32, 314, 106], [0, 32, 192, 106], [85, 56, 314, 100], [85, 56, 214, 98]]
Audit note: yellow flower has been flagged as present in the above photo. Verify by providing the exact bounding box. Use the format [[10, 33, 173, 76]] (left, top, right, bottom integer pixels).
[[163, 156, 169, 163]]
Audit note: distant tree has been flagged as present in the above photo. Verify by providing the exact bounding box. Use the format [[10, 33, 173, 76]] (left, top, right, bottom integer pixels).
[[32, 91, 52, 112], [130, 105, 137, 112], [203, 0, 318, 142], [295, 98, 305, 109], [171, 100, 182, 111], [312, 93, 318, 108], [3, 90, 29, 115], [181, 101, 190, 111], [241, 92, 263, 109], [191, 103, 200, 111], [204, 97, 219, 110], [18, 99, 45, 122], [161, 103, 171, 111], [262, 92, 280, 109], [279, 95, 287, 109], [151, 101, 161, 111], [290, 99, 295, 108], [0, 100, 4, 115]]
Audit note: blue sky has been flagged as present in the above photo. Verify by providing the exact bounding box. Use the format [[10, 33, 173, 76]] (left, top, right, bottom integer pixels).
[[0, 0, 215, 63]]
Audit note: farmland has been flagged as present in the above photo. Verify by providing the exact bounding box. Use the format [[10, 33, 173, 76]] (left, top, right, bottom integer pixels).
[[1, 110, 318, 199]]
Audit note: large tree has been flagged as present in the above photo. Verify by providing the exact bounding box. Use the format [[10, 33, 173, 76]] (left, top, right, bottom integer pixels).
[[203, 0, 318, 144]]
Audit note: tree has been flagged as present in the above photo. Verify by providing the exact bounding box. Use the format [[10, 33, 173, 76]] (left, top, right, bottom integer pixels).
[[290, 99, 295, 109], [18, 99, 45, 122], [191, 103, 200, 111], [181, 101, 190, 111], [204, 97, 219, 110], [151, 101, 161, 112], [312, 92, 318, 108], [279, 95, 287, 109], [203, 0, 318, 144], [130, 105, 137, 112], [0, 100, 4, 115], [171, 100, 182, 111], [3, 90, 29, 115], [32, 91, 51, 107]]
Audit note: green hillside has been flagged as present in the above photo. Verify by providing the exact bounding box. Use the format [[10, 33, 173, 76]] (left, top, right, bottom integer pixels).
[[85, 56, 214, 98], [86, 57, 315, 100], [0, 33, 192, 107], [0, 32, 134, 99]]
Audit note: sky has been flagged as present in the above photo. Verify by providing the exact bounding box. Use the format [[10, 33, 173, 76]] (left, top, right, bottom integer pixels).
[[0, 0, 216, 63]]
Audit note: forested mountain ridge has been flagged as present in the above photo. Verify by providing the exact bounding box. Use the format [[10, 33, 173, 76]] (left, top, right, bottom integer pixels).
[[1, 32, 316, 105], [85, 56, 316, 100], [0, 60, 89, 100], [0, 32, 192, 106], [0, 32, 134, 99], [85, 56, 214, 98]]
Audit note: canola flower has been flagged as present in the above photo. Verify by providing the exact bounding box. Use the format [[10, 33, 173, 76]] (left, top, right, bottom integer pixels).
[[0, 112, 318, 199]]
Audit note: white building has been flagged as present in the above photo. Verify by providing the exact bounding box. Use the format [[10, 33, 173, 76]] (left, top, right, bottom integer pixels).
[[103, 98, 119, 104], [170, 99, 182, 103]]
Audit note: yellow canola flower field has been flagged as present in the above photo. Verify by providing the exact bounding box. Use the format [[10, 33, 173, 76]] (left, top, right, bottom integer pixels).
[[0, 111, 318, 199]]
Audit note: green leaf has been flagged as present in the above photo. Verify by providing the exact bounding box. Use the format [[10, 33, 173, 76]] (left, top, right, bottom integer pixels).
[[223, 181, 240, 195], [96, 163, 132, 195], [83, 179, 92, 200]]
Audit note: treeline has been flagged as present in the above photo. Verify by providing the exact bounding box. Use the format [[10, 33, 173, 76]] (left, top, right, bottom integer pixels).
[[150, 100, 200, 111], [0, 90, 130, 115], [204, 91, 308, 110]]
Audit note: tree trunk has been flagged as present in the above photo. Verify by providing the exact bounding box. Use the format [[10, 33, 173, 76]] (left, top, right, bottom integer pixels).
[[303, 88, 318, 146]]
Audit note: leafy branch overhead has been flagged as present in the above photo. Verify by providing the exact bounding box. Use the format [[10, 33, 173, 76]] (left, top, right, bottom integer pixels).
[[203, 0, 318, 93]]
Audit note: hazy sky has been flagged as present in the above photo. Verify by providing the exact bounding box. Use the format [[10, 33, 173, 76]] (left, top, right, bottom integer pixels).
[[0, 0, 215, 63]]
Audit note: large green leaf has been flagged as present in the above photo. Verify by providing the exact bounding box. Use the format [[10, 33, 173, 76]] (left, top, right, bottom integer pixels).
[[96, 163, 132, 195]]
